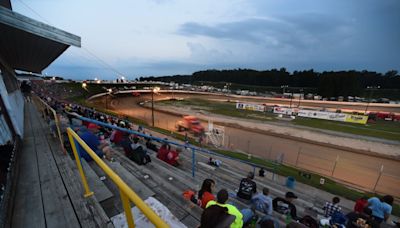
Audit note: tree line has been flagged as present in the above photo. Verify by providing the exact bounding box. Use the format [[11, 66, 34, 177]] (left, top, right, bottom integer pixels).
[[139, 68, 400, 99]]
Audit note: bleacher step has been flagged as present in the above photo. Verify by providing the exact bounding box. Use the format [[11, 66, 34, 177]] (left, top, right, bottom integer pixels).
[[105, 160, 155, 200], [81, 159, 114, 202]]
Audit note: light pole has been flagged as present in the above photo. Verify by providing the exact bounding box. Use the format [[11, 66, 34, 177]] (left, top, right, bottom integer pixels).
[[281, 85, 288, 95], [297, 89, 303, 107], [105, 88, 112, 110], [151, 87, 160, 127], [365, 86, 380, 114]]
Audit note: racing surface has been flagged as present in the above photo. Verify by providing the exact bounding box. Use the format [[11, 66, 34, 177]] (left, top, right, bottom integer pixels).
[[90, 93, 400, 197]]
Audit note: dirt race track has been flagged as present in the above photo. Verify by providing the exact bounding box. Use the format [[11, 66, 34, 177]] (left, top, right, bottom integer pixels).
[[90, 93, 400, 197]]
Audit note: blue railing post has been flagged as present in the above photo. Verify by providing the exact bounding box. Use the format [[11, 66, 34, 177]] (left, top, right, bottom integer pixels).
[[192, 148, 196, 178]]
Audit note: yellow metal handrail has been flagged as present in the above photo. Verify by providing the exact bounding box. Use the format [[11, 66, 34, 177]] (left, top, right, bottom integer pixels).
[[34, 96, 66, 154], [66, 127, 169, 228]]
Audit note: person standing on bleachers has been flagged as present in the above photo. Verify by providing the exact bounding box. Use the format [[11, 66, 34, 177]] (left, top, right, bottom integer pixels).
[[237, 171, 257, 200], [206, 189, 243, 228]]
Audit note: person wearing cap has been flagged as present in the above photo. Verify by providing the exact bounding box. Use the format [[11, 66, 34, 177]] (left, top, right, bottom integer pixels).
[[237, 171, 257, 200], [273, 191, 299, 220], [78, 123, 112, 161]]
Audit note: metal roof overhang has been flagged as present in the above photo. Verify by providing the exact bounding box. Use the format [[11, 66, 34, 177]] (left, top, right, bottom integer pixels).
[[0, 6, 81, 73]]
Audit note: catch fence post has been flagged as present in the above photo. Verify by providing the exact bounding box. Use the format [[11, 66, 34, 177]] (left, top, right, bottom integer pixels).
[[373, 165, 384, 192]]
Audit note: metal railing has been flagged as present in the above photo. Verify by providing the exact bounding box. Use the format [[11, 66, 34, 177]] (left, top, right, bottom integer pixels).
[[66, 127, 169, 228], [33, 96, 65, 154]]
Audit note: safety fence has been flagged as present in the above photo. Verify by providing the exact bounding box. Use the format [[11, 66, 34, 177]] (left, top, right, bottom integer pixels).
[[33, 96, 65, 154], [66, 128, 169, 228]]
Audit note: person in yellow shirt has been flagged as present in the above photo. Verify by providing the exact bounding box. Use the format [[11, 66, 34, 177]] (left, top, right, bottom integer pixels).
[[206, 189, 243, 228]]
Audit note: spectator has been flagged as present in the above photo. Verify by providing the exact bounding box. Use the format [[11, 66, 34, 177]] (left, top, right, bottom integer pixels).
[[323, 196, 341, 218], [206, 189, 243, 228], [368, 195, 393, 223], [354, 196, 368, 213], [130, 137, 151, 165], [252, 187, 273, 215], [110, 128, 125, 145], [208, 157, 222, 167], [237, 171, 257, 200], [78, 123, 112, 161], [346, 207, 379, 228], [145, 137, 158, 152], [199, 204, 235, 228], [259, 168, 265, 177], [166, 147, 181, 167], [272, 192, 299, 220], [198, 179, 216, 208], [157, 142, 170, 162]]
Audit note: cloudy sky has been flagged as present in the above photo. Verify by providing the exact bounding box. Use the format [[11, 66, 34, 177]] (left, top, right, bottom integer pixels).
[[12, 0, 400, 80]]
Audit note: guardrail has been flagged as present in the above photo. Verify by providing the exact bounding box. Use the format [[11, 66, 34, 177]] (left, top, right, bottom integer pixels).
[[33, 96, 65, 154], [66, 127, 169, 228]]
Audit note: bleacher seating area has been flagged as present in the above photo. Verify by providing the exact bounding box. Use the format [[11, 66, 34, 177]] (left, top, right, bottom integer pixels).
[[30, 93, 397, 228]]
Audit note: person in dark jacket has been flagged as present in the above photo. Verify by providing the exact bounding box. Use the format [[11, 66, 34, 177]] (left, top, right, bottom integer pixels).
[[237, 171, 257, 200], [272, 191, 299, 220]]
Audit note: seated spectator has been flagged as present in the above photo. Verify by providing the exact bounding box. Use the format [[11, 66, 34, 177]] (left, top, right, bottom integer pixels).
[[78, 123, 113, 161], [323, 196, 341, 218], [145, 137, 158, 152], [208, 157, 222, 167], [166, 147, 181, 167], [130, 137, 151, 165], [157, 142, 170, 162], [259, 168, 265, 177], [110, 128, 126, 145], [198, 179, 216, 209], [368, 195, 393, 223], [354, 196, 368, 213], [199, 204, 235, 228], [346, 207, 379, 228], [237, 171, 257, 200], [273, 192, 299, 220], [206, 189, 243, 228], [252, 187, 273, 215]]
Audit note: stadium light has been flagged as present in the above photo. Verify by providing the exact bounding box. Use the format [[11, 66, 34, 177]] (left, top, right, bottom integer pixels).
[[151, 87, 161, 126], [281, 85, 288, 94], [105, 88, 113, 109]]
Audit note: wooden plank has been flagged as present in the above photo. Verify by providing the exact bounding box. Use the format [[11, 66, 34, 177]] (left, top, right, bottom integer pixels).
[[11, 105, 45, 228], [181, 214, 201, 228], [33, 103, 113, 227], [114, 153, 203, 221], [81, 159, 113, 202], [29, 103, 80, 228], [105, 160, 155, 200], [198, 161, 216, 171]]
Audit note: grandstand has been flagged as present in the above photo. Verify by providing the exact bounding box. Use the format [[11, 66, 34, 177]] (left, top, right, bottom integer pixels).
[[1, 1, 398, 228]]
